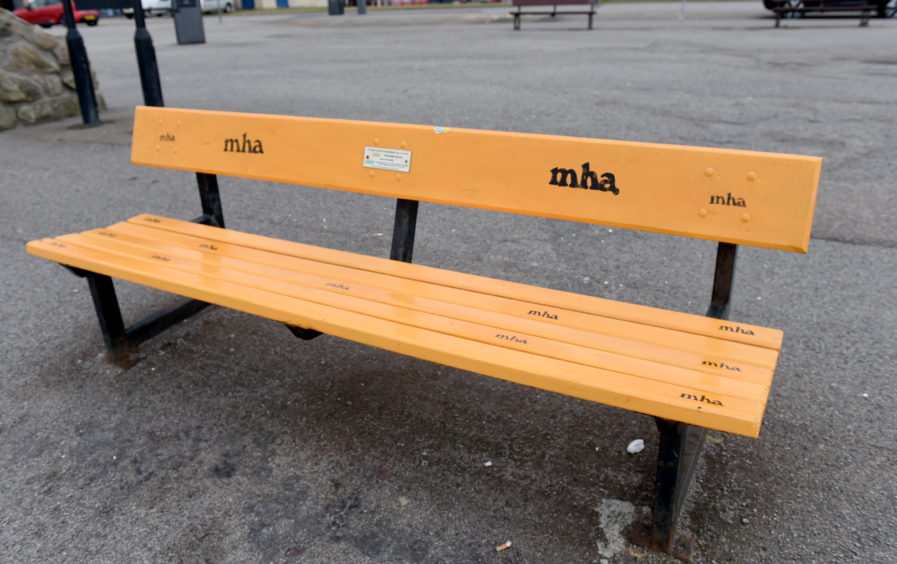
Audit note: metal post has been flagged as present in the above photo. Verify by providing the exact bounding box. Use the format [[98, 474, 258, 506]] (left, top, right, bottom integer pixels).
[[650, 419, 706, 557], [195, 173, 225, 228], [357, 0, 366, 14], [132, 0, 164, 107], [707, 242, 738, 320], [61, 0, 100, 126], [641, 241, 738, 556], [85, 274, 129, 360], [125, 298, 211, 346], [390, 199, 419, 263], [75, 268, 211, 365]]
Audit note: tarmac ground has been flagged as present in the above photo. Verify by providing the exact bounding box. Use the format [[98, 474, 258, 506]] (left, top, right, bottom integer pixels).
[[1, 3, 896, 562]]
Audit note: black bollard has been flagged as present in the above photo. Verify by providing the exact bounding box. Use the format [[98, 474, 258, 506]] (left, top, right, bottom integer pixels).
[[131, 0, 164, 106], [61, 0, 100, 125]]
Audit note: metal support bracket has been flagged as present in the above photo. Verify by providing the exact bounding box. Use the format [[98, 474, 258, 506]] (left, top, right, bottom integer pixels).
[[631, 241, 738, 559], [707, 242, 737, 320], [285, 325, 323, 341], [85, 273, 130, 363], [192, 172, 225, 228], [67, 269, 210, 366], [641, 418, 707, 560], [59, 173, 225, 365], [390, 199, 419, 263]]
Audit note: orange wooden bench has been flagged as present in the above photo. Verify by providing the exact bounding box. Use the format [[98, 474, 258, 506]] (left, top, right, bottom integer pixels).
[[27, 106, 820, 557]]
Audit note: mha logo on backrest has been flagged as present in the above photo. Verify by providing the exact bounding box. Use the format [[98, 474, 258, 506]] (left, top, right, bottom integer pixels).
[[549, 162, 619, 194], [709, 192, 747, 207], [223, 133, 265, 154]]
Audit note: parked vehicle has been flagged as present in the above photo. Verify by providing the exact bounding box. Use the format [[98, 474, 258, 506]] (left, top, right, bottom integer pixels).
[[763, 0, 896, 18], [123, 0, 173, 18], [200, 0, 234, 13], [123, 0, 234, 17], [13, 0, 99, 27]]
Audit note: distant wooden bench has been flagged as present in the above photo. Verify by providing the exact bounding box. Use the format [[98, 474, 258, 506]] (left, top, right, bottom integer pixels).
[[772, 1, 879, 26], [511, 0, 598, 30], [27, 106, 820, 557]]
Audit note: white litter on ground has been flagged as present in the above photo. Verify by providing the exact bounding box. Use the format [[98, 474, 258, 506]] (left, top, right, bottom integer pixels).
[[626, 439, 645, 454]]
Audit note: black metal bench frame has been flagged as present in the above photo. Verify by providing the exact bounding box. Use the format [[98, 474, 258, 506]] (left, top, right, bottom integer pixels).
[[772, 2, 878, 26], [62, 161, 742, 559], [511, 0, 598, 30]]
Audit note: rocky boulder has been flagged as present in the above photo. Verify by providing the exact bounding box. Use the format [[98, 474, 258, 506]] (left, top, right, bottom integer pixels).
[[1, 8, 105, 131]]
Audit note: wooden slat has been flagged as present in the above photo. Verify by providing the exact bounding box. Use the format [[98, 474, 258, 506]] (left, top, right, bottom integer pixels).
[[58, 231, 772, 402], [79, 225, 777, 389], [128, 214, 783, 352], [103, 221, 778, 380], [26, 236, 769, 437], [131, 107, 821, 252]]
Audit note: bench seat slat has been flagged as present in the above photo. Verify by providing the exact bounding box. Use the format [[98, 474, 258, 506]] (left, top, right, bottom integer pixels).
[[27, 236, 769, 437], [105, 221, 778, 379], [79, 224, 777, 390], [51, 230, 772, 403], [28, 236, 775, 438], [128, 214, 783, 352]]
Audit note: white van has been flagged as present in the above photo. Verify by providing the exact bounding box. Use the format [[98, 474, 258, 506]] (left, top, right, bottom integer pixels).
[[123, 0, 174, 17]]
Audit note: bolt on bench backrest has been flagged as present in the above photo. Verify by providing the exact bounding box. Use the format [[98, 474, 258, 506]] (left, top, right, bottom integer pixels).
[[132, 107, 821, 254]]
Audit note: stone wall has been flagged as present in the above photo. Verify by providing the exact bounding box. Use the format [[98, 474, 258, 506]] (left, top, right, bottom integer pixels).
[[0, 8, 105, 131]]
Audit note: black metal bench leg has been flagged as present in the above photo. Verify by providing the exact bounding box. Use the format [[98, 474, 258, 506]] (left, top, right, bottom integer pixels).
[[85, 273, 131, 363], [646, 417, 707, 559], [67, 266, 211, 366]]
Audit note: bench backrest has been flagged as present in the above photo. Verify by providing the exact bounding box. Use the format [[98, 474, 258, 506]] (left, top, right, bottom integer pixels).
[[131, 107, 820, 252]]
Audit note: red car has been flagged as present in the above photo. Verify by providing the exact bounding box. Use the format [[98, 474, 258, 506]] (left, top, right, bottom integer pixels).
[[14, 0, 100, 27]]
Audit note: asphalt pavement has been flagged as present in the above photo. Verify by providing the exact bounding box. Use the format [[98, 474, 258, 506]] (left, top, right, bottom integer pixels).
[[1, 3, 896, 562]]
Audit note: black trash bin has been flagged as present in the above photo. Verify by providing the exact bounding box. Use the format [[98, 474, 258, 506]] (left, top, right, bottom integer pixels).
[[172, 0, 206, 45], [328, 0, 344, 15]]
